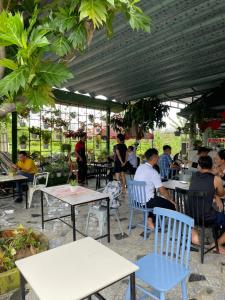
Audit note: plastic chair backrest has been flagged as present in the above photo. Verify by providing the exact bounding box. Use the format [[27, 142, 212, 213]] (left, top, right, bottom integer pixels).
[[187, 190, 212, 226], [127, 180, 147, 208], [33, 172, 49, 187], [175, 187, 188, 214], [154, 207, 194, 268]]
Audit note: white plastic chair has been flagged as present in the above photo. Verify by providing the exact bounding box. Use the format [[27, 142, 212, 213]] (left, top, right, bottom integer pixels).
[[85, 188, 124, 236], [28, 172, 49, 208]]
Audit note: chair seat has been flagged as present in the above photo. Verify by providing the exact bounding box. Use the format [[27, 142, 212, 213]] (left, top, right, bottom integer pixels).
[[135, 253, 189, 292]]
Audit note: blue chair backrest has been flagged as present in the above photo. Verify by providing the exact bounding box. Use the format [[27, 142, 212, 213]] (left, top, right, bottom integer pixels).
[[153, 207, 194, 268], [127, 180, 148, 208]]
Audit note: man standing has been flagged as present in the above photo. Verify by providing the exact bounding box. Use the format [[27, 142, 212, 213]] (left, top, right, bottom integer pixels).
[[12, 151, 37, 202], [75, 132, 87, 184], [134, 148, 176, 229]]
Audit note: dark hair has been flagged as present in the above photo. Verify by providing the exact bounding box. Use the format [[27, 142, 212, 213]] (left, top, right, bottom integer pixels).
[[18, 151, 27, 156], [145, 148, 158, 160], [218, 150, 225, 161], [163, 145, 171, 151], [80, 132, 87, 138], [128, 146, 134, 151], [117, 133, 125, 142], [106, 169, 114, 181], [198, 156, 213, 169], [197, 146, 210, 155]]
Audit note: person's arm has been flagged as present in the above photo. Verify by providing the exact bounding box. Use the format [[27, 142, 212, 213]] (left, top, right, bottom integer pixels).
[[115, 148, 124, 165], [214, 175, 225, 197], [19, 160, 33, 173], [124, 150, 129, 165], [158, 186, 176, 206]]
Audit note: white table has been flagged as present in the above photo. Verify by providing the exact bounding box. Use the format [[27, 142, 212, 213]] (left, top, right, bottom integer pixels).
[[0, 174, 28, 208], [163, 179, 190, 191], [39, 185, 110, 242], [16, 237, 139, 300]]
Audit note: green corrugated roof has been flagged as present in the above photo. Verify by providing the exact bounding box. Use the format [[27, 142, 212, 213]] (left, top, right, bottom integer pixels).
[[64, 0, 225, 103]]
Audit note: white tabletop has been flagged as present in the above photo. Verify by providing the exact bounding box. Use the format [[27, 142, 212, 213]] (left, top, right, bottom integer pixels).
[[39, 184, 109, 205], [163, 179, 190, 191], [16, 237, 138, 300], [0, 174, 27, 183]]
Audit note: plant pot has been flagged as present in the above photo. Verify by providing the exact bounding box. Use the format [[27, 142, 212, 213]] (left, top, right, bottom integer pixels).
[[20, 144, 26, 149], [32, 133, 37, 139], [19, 122, 26, 127], [43, 144, 49, 149], [56, 172, 62, 177], [0, 229, 48, 295], [43, 123, 49, 129]]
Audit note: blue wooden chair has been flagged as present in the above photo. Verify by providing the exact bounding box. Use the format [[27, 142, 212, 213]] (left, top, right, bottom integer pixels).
[[125, 207, 194, 300], [127, 180, 153, 240]]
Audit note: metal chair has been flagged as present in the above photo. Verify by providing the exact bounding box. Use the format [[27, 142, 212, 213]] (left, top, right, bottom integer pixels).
[[175, 188, 219, 263], [127, 180, 153, 240], [28, 172, 49, 208], [125, 207, 194, 300]]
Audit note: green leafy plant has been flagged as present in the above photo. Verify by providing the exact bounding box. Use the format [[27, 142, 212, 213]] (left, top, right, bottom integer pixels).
[[88, 114, 94, 123], [0, 225, 47, 273], [0, 0, 150, 117], [19, 134, 28, 145], [61, 143, 72, 152], [41, 130, 51, 144], [29, 126, 41, 136]]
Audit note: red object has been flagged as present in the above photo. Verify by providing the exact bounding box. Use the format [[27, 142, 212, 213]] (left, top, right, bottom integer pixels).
[[207, 120, 221, 130], [220, 111, 225, 119], [208, 138, 225, 143], [198, 122, 209, 131]]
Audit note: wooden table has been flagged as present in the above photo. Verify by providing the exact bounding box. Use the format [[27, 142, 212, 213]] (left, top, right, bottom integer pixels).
[[16, 237, 139, 300], [0, 174, 28, 208], [39, 185, 110, 242]]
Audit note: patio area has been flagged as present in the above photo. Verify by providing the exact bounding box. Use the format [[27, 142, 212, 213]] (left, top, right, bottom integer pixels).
[[0, 179, 225, 300]]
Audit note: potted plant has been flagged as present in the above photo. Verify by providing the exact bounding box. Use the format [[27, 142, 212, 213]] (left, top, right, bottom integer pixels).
[[19, 134, 28, 149], [19, 119, 26, 127], [0, 225, 48, 295], [41, 130, 51, 149], [53, 109, 61, 117], [88, 114, 94, 124], [61, 144, 72, 153], [70, 112, 77, 119], [29, 127, 41, 139]]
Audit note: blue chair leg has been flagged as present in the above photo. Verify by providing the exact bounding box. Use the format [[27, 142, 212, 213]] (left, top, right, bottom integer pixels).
[[181, 279, 187, 300], [160, 292, 165, 300], [128, 209, 134, 235], [144, 212, 148, 240]]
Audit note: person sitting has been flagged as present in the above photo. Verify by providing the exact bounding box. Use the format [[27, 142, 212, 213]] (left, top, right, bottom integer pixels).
[[213, 149, 225, 180], [190, 146, 210, 168], [127, 146, 137, 175], [12, 151, 38, 202], [134, 148, 176, 229], [189, 156, 225, 254], [158, 145, 179, 179]]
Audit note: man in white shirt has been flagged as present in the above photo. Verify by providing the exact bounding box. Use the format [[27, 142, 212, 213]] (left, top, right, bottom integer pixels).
[[134, 148, 176, 229]]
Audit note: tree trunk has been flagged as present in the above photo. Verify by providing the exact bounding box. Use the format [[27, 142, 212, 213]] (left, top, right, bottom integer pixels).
[[0, 0, 5, 79]]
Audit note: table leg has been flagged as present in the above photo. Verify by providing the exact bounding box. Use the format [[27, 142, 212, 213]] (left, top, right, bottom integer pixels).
[[41, 191, 44, 229], [130, 273, 136, 300], [20, 273, 26, 300], [12, 183, 15, 199], [107, 197, 110, 243], [71, 205, 76, 241], [25, 181, 28, 209]]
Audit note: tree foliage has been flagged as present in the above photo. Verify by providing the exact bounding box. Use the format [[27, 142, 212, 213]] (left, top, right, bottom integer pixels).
[[0, 0, 150, 117]]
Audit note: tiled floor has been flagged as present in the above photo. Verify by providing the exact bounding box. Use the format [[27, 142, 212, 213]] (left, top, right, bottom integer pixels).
[[0, 180, 225, 300]]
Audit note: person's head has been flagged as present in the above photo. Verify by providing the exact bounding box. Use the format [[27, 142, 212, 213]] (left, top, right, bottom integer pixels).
[[79, 132, 87, 142], [198, 155, 213, 171], [215, 149, 225, 167], [145, 148, 159, 165], [18, 151, 27, 162], [128, 146, 134, 152], [163, 145, 171, 155], [197, 146, 210, 157], [117, 133, 125, 143]]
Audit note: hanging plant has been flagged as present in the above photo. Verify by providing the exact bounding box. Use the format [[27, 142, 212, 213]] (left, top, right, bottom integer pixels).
[[70, 112, 77, 119], [41, 130, 51, 148], [88, 114, 94, 123], [42, 117, 54, 128], [19, 134, 28, 149], [54, 118, 69, 129], [53, 109, 61, 117], [29, 126, 41, 139], [110, 114, 125, 133]]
